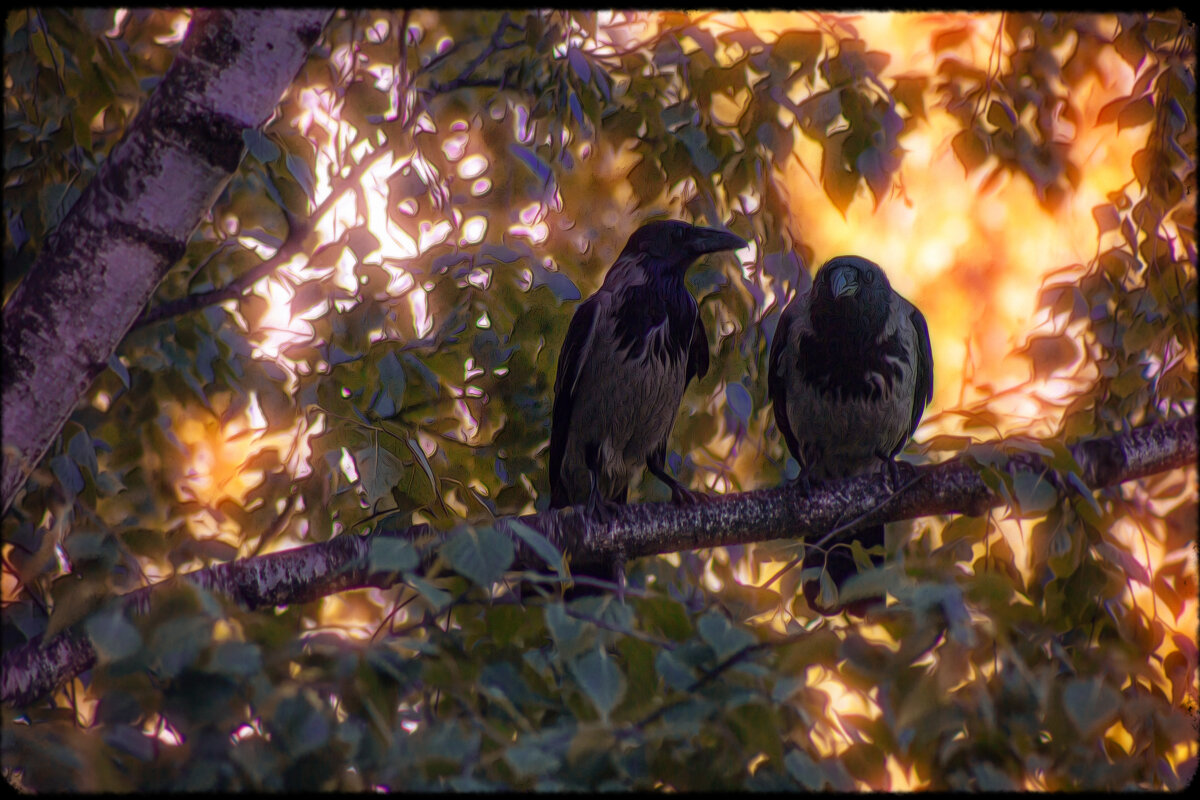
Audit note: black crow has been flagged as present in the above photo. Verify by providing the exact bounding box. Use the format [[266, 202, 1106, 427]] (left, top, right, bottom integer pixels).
[[768, 255, 933, 616], [549, 220, 746, 591]]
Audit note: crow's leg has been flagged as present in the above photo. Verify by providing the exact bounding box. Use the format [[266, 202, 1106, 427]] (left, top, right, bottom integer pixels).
[[791, 471, 824, 496], [583, 443, 621, 523], [606, 481, 628, 601], [876, 452, 917, 492], [788, 449, 824, 496], [575, 444, 624, 599], [647, 445, 706, 505]]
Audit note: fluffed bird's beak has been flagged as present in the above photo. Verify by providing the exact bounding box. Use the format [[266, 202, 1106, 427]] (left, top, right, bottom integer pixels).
[[830, 265, 859, 299], [687, 226, 748, 256]]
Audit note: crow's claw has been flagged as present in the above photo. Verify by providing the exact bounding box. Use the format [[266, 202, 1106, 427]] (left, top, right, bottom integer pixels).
[[585, 493, 621, 524], [879, 456, 918, 492], [789, 472, 824, 497], [670, 484, 709, 506]]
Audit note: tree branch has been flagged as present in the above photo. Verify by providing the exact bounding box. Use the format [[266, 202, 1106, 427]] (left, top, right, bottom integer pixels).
[[0, 9, 335, 516], [2, 415, 1194, 708], [133, 214, 314, 329], [130, 141, 396, 332], [131, 12, 523, 332]]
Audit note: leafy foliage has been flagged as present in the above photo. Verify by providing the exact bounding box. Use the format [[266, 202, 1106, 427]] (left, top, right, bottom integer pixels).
[[2, 9, 1196, 791]]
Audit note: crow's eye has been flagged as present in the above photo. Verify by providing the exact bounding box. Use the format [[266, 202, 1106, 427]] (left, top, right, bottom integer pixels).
[[863, 270, 874, 284]]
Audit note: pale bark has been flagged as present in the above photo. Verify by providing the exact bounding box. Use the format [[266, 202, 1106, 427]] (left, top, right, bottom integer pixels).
[[0, 9, 333, 515], [2, 414, 1193, 708]]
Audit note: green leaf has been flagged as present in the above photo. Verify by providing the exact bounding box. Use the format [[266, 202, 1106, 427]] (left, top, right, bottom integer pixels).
[[838, 561, 888, 607], [272, 694, 331, 758], [940, 514, 987, 544], [856, 145, 889, 202], [725, 381, 752, 423], [566, 44, 590, 82], [696, 611, 755, 660], [41, 182, 82, 229], [85, 609, 142, 664], [529, 262, 581, 302], [509, 143, 555, 186], [108, 354, 130, 389], [659, 696, 716, 739], [1093, 541, 1149, 586], [1065, 471, 1103, 524], [545, 602, 590, 659], [50, 453, 84, 496], [209, 641, 262, 677], [569, 645, 625, 720], [675, 124, 718, 174], [638, 596, 692, 640], [504, 519, 566, 578], [67, 430, 97, 477], [1092, 203, 1121, 234], [986, 99, 1017, 133], [785, 750, 825, 789], [1062, 677, 1120, 737], [404, 437, 440, 503], [815, 568, 839, 612], [354, 445, 405, 507], [375, 351, 406, 411], [1005, 437, 1054, 458], [821, 130, 858, 213], [505, 736, 562, 778], [1046, 523, 1079, 579], [773, 29, 822, 72], [369, 536, 419, 573], [442, 525, 514, 587], [655, 648, 694, 691], [951, 128, 988, 174], [242, 128, 280, 163], [104, 726, 155, 762], [1117, 96, 1155, 131], [404, 573, 452, 611], [286, 151, 314, 201], [1011, 471, 1058, 515], [729, 702, 783, 765]]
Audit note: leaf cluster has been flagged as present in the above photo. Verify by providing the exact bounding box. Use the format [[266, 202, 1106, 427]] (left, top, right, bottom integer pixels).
[[2, 9, 1195, 792]]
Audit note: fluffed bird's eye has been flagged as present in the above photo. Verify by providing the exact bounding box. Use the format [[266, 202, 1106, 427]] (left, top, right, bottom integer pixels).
[[863, 270, 874, 284]]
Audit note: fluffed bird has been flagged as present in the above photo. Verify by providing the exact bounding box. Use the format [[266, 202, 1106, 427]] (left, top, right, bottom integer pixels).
[[768, 255, 933, 615], [549, 220, 746, 591]]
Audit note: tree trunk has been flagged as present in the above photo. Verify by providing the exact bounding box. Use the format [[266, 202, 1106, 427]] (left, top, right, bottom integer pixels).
[[1, 9, 333, 515]]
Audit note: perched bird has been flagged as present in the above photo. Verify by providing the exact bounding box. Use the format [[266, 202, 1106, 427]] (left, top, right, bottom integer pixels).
[[768, 255, 933, 616], [549, 220, 746, 591]]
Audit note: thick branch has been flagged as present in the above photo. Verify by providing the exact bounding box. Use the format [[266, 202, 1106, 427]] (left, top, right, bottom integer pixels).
[[551, 414, 1198, 566], [0, 9, 334, 516], [1, 415, 1194, 707]]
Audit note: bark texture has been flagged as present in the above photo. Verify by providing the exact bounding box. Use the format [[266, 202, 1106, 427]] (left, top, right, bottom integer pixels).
[[1, 9, 333, 514], [2, 415, 1193, 708]]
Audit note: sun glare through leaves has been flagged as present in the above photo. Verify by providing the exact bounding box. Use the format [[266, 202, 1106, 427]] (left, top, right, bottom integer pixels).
[[155, 12, 1196, 785], [2, 8, 1193, 792]]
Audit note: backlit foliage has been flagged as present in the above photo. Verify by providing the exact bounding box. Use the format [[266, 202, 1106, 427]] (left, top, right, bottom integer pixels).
[[2, 9, 1195, 791]]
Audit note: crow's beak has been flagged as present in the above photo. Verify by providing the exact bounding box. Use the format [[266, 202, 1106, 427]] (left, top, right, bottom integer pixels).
[[830, 265, 859, 299], [687, 227, 748, 257]]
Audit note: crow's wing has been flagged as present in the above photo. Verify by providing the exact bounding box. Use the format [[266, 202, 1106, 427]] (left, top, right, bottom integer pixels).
[[905, 301, 934, 443], [768, 292, 808, 460], [549, 294, 603, 506], [686, 311, 709, 385]]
